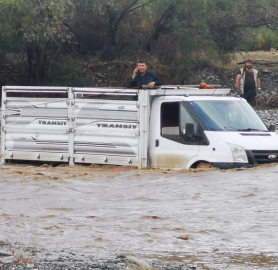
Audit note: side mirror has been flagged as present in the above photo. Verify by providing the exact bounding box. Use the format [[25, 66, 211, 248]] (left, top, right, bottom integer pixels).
[[184, 123, 202, 139], [185, 123, 195, 138], [269, 124, 276, 132]]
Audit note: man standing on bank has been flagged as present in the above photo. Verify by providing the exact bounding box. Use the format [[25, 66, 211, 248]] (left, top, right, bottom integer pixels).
[[126, 60, 162, 89], [236, 58, 261, 106]]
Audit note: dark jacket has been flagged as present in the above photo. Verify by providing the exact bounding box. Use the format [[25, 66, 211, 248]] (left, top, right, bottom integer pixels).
[[126, 71, 162, 88]]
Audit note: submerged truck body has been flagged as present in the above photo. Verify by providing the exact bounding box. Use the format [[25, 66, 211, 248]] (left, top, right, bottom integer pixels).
[[1, 86, 278, 169]]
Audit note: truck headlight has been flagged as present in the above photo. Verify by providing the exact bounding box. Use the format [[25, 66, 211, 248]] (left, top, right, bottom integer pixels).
[[228, 143, 248, 163]]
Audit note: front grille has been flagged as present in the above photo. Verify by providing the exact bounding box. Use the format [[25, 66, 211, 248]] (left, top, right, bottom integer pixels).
[[252, 150, 278, 164]]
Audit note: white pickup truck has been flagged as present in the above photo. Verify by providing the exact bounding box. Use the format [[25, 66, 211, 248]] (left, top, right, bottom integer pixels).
[[1, 85, 278, 169]]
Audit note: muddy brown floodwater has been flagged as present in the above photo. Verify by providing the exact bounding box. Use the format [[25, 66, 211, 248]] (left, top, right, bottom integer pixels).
[[1, 162, 278, 269]]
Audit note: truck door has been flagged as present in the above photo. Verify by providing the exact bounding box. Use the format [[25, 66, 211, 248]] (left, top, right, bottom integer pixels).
[[149, 100, 205, 169]]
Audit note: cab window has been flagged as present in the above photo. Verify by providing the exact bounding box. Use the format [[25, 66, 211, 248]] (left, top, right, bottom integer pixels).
[[160, 101, 205, 144]]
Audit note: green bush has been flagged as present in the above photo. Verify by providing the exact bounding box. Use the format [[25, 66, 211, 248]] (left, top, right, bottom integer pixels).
[[45, 55, 87, 87], [256, 28, 278, 50]]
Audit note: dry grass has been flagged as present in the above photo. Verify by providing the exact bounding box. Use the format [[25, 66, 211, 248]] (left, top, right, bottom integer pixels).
[[5, 226, 37, 266], [225, 50, 278, 68], [124, 263, 154, 270], [13, 254, 36, 265]]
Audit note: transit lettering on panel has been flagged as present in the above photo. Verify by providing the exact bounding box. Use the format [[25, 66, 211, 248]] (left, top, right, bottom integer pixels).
[[97, 123, 137, 129], [39, 120, 67, 126]]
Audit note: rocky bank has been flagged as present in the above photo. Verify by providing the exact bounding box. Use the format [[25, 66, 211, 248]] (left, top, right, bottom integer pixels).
[[0, 249, 193, 270]]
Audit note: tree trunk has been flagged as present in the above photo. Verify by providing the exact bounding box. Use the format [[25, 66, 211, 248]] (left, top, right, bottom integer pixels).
[[26, 44, 47, 86]]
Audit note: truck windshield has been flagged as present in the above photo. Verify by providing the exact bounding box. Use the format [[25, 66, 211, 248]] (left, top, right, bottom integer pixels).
[[187, 100, 268, 132]]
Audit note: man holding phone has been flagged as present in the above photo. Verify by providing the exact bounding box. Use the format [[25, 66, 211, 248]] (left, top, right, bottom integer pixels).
[[126, 60, 162, 88]]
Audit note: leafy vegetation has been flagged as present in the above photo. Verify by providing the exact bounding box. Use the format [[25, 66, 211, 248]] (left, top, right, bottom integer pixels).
[[1, 0, 278, 86]]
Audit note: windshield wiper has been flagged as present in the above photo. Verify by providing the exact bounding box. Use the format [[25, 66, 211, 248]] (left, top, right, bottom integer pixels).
[[238, 128, 266, 132]]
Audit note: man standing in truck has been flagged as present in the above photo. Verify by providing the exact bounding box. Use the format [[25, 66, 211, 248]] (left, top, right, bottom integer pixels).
[[126, 60, 162, 89], [236, 58, 261, 106]]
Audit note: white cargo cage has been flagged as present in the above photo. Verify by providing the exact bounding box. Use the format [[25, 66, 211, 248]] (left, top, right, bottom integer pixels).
[[1, 85, 278, 169]]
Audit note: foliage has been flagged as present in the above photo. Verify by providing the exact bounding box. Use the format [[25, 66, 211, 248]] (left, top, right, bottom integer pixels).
[[0, 0, 74, 85], [44, 54, 88, 86], [258, 28, 278, 50], [1, 0, 278, 86]]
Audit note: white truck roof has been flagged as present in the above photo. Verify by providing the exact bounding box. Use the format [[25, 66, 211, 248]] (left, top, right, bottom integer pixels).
[[161, 95, 243, 101], [149, 86, 230, 96]]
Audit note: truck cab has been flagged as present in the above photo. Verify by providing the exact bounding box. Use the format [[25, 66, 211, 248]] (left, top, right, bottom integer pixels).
[[149, 95, 278, 169]]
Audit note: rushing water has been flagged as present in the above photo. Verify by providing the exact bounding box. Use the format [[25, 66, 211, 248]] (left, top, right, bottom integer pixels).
[[1, 164, 278, 269]]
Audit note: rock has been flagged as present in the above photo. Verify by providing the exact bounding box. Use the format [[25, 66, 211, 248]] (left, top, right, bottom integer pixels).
[[126, 256, 152, 269]]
